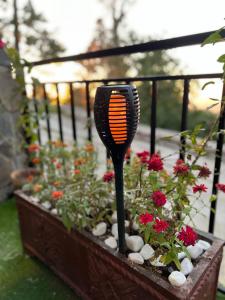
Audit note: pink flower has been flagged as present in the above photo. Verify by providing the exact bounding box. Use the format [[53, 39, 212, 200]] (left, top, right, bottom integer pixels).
[[0, 39, 5, 49], [152, 191, 167, 207], [153, 218, 169, 233], [177, 226, 197, 246], [103, 171, 114, 182], [193, 184, 208, 193], [139, 212, 154, 225], [173, 159, 189, 176], [216, 183, 225, 193], [147, 153, 163, 171]]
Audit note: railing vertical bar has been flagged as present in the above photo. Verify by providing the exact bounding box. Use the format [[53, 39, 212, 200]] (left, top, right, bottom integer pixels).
[[42, 84, 52, 141], [32, 84, 41, 145], [179, 79, 190, 160], [85, 82, 92, 141], [209, 84, 225, 233], [55, 83, 64, 142], [150, 80, 157, 154], [69, 83, 77, 142]]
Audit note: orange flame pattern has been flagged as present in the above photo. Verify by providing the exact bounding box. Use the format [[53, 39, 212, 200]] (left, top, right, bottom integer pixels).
[[108, 94, 127, 144]]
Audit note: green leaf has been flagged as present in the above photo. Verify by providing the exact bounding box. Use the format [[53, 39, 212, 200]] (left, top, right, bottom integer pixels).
[[209, 98, 219, 102], [207, 103, 219, 110], [202, 31, 222, 46], [173, 257, 181, 270], [210, 195, 217, 202], [201, 81, 215, 90], [211, 208, 216, 214], [161, 242, 171, 249], [218, 54, 225, 63]]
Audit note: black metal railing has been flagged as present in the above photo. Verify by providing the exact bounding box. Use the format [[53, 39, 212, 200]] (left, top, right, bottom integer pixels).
[[25, 31, 225, 238]]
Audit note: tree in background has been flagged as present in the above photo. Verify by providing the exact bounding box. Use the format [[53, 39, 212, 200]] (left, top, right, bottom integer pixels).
[[0, 0, 65, 59], [85, 0, 215, 131]]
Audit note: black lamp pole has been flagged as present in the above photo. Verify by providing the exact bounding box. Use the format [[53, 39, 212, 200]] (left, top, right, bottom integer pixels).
[[112, 155, 126, 252], [94, 84, 140, 253], [13, 0, 20, 53]]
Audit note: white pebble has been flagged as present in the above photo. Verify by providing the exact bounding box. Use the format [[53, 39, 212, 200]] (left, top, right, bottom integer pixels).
[[111, 222, 129, 239], [187, 244, 203, 259], [42, 201, 51, 210], [111, 211, 117, 223], [150, 255, 165, 267], [168, 271, 186, 287], [180, 258, 193, 275], [112, 223, 119, 239], [125, 233, 129, 240], [104, 236, 117, 249], [132, 221, 139, 231], [125, 220, 130, 228], [126, 235, 144, 252], [51, 208, 58, 215], [175, 244, 186, 260], [128, 253, 144, 265], [140, 244, 155, 260], [92, 222, 107, 236], [178, 252, 186, 260], [30, 196, 40, 203], [196, 240, 211, 251]]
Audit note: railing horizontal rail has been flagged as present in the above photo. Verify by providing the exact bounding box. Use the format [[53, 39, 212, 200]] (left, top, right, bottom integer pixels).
[[26, 73, 223, 86], [29, 30, 225, 67]]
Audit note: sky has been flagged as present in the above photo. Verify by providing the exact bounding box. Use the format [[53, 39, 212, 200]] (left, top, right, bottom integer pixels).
[[23, 0, 225, 72], [16, 0, 225, 104]]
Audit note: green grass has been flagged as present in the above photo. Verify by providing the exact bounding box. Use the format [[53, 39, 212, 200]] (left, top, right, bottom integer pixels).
[[0, 198, 79, 300], [0, 198, 224, 300]]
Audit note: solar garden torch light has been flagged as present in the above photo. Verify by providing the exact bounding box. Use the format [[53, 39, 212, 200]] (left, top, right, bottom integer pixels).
[[94, 85, 140, 253]]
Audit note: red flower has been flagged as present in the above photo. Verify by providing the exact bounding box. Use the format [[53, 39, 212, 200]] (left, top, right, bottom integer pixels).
[[147, 153, 163, 171], [56, 163, 62, 169], [198, 165, 211, 178], [176, 159, 184, 165], [193, 184, 207, 193], [51, 191, 64, 200], [139, 212, 154, 225], [152, 191, 167, 207], [103, 171, 114, 182], [173, 159, 189, 176], [153, 218, 169, 233], [137, 151, 150, 163], [216, 183, 225, 193], [28, 144, 40, 153], [74, 169, 81, 175], [177, 225, 197, 246], [32, 157, 41, 164], [0, 39, 5, 48]]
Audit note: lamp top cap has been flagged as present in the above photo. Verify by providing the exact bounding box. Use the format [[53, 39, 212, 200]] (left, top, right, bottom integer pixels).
[[97, 84, 136, 90]]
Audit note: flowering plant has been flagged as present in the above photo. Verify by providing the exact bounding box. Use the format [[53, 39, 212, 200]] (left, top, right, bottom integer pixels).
[[121, 121, 225, 269], [23, 141, 112, 229], [22, 115, 225, 276]]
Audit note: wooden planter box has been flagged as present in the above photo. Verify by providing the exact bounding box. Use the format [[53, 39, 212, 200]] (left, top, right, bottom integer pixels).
[[15, 191, 224, 300]]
